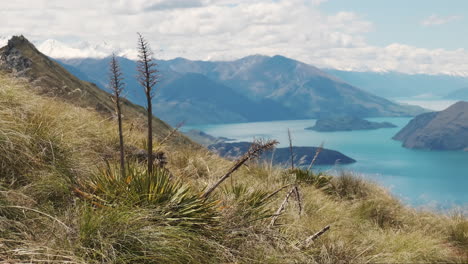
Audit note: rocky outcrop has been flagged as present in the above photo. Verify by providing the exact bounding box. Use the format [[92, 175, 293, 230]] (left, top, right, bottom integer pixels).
[[393, 101, 468, 150], [0, 35, 32, 76], [208, 142, 356, 166], [306, 116, 396, 132]]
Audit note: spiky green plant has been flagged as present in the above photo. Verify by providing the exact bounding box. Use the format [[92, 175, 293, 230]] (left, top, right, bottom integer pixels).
[[79, 161, 218, 229], [222, 183, 273, 222]]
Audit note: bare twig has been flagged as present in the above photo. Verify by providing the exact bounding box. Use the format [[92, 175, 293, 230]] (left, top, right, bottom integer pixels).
[[202, 139, 278, 199], [269, 186, 295, 228], [261, 184, 291, 203], [293, 185, 303, 215], [303, 225, 330, 247]]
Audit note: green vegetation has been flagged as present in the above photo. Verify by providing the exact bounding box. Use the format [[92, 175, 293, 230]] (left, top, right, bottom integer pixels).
[[0, 73, 467, 263]]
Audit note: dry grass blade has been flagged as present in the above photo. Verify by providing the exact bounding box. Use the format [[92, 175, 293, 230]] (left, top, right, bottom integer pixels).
[[202, 139, 278, 199], [1, 205, 71, 232], [307, 142, 324, 171], [288, 128, 294, 170]]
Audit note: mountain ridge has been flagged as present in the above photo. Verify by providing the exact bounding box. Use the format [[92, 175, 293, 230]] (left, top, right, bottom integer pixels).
[[57, 55, 426, 125]]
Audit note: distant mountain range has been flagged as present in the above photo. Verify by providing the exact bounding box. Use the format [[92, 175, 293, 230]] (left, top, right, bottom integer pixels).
[[326, 70, 468, 99], [444, 87, 468, 100], [57, 55, 424, 125]]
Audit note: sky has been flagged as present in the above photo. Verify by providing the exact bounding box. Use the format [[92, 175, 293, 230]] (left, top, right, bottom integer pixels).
[[1, 0, 467, 76]]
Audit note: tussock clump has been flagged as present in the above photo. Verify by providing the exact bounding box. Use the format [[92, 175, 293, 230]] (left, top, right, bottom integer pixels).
[[327, 172, 372, 200], [449, 211, 468, 252]]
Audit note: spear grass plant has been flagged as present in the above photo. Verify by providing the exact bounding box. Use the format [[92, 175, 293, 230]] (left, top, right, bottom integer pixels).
[[78, 161, 219, 229]]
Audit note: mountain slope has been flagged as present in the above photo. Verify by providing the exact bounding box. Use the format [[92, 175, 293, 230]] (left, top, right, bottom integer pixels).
[[393, 101, 468, 150], [60, 57, 297, 125], [0, 35, 193, 145], [155, 72, 296, 124], [158, 55, 425, 118]]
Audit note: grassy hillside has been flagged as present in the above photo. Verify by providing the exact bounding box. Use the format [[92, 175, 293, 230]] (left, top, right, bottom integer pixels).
[[0, 73, 467, 263]]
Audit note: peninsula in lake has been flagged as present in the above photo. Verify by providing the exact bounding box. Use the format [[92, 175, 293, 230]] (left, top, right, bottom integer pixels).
[[208, 141, 356, 166], [306, 116, 397, 132], [394, 101, 468, 150]]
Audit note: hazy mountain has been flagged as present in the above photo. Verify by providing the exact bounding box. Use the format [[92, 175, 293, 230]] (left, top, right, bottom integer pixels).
[[325, 69, 468, 99], [59, 57, 297, 125], [444, 87, 468, 100], [393, 101, 468, 150], [58, 55, 424, 125], [158, 55, 424, 117]]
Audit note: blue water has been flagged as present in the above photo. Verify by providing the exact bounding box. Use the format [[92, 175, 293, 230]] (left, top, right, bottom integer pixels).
[[184, 118, 468, 209]]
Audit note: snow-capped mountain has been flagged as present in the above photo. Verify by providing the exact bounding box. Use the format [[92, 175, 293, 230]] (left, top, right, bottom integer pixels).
[[36, 39, 137, 59]]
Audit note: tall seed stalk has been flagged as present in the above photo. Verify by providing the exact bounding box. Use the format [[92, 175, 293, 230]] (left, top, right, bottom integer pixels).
[[109, 53, 126, 178], [136, 33, 158, 176]]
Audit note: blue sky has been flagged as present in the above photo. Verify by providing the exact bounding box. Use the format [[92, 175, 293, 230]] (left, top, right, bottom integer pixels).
[[1, 0, 467, 75], [320, 0, 466, 50]]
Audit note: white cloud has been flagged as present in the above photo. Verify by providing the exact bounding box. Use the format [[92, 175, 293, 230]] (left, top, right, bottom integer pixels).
[[421, 14, 462, 26], [1, 0, 468, 76]]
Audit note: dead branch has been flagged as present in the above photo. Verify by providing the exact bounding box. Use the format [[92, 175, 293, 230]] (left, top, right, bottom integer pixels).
[[261, 184, 291, 203], [202, 139, 278, 199], [293, 185, 303, 215], [303, 225, 330, 247], [269, 186, 295, 228]]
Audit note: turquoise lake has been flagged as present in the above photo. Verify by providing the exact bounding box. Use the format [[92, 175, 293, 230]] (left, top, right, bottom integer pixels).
[[184, 117, 468, 210]]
